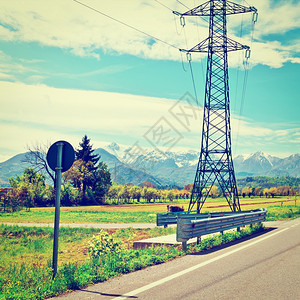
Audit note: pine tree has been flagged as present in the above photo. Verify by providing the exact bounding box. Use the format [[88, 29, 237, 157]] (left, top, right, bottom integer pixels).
[[69, 135, 111, 204], [73, 135, 99, 200], [76, 135, 100, 169]]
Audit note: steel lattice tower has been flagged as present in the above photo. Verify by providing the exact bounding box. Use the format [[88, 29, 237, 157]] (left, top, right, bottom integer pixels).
[[178, 0, 257, 212]]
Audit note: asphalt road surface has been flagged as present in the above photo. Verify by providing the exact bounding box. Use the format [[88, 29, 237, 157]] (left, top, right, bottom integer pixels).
[[52, 219, 300, 300]]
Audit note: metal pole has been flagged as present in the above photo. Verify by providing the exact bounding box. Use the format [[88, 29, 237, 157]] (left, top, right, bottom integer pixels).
[[52, 142, 63, 279], [232, 193, 236, 212]]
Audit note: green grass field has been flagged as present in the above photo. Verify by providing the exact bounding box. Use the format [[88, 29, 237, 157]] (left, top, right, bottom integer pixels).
[[0, 225, 178, 299], [0, 196, 298, 224], [0, 224, 265, 300], [0, 199, 299, 299], [265, 205, 300, 221], [0, 210, 157, 224]]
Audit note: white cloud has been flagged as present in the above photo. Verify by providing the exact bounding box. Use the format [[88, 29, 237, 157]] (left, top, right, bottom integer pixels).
[[0, 50, 43, 81], [0, 81, 179, 157], [0, 81, 298, 162], [0, 0, 299, 68], [0, 72, 14, 80], [251, 0, 300, 36], [0, 81, 170, 131], [249, 41, 290, 68]]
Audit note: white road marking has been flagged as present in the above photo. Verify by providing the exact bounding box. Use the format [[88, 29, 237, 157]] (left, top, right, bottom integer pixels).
[[112, 227, 291, 299]]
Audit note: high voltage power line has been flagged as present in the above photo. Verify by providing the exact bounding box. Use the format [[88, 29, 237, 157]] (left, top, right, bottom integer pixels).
[[72, 0, 180, 50], [71, 0, 255, 128]]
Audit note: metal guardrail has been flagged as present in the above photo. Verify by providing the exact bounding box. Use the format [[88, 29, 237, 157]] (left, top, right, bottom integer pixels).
[[157, 210, 195, 227], [176, 208, 267, 243], [156, 210, 256, 227]]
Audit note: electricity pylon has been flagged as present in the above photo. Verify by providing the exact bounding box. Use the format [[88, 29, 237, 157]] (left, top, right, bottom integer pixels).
[[176, 0, 257, 212]]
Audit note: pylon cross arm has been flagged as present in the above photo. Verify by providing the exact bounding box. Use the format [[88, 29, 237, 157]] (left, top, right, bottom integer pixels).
[[180, 0, 256, 17], [186, 36, 248, 53]]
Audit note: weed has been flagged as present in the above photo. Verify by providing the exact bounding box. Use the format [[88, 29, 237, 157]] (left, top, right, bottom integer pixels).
[[88, 230, 121, 259], [266, 205, 300, 221]]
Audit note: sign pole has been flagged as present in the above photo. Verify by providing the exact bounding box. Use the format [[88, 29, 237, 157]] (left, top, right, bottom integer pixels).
[[47, 140, 75, 279], [52, 142, 63, 279]]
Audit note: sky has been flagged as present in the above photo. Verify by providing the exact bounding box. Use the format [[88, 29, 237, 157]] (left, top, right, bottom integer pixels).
[[0, 0, 299, 163]]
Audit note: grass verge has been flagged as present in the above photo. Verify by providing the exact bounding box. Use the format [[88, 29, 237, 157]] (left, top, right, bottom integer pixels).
[[0, 223, 264, 299], [266, 205, 300, 221]]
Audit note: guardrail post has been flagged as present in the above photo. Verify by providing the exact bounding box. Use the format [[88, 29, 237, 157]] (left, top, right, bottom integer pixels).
[[237, 227, 240, 232], [197, 237, 201, 244]]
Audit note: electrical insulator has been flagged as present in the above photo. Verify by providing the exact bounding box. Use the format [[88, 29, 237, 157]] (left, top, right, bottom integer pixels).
[[186, 52, 191, 62], [180, 16, 185, 27], [252, 12, 258, 23], [245, 49, 251, 59]]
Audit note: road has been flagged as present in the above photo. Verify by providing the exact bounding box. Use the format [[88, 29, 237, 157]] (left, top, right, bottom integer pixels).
[[51, 219, 300, 300]]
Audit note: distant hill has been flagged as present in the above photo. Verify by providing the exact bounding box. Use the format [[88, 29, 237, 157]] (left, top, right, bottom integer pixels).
[[0, 152, 31, 186], [0, 143, 299, 188], [237, 176, 300, 189], [234, 152, 300, 178]]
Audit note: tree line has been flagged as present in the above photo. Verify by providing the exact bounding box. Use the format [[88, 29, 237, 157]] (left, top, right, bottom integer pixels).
[[240, 185, 297, 198], [105, 183, 190, 205], [185, 184, 298, 199], [0, 135, 299, 212], [0, 136, 112, 211], [237, 176, 300, 189], [1, 178, 298, 212]]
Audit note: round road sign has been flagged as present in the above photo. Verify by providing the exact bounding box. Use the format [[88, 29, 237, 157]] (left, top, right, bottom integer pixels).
[[46, 141, 75, 172]]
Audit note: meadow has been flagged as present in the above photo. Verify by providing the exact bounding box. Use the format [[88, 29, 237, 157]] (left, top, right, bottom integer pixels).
[[0, 196, 299, 299], [0, 196, 298, 224], [0, 224, 265, 300]]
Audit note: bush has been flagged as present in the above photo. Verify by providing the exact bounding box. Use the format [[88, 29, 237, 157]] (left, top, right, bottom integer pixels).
[[88, 230, 121, 259], [61, 184, 78, 206]]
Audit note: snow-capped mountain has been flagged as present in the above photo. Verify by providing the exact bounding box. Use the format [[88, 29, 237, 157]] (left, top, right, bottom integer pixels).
[[104, 142, 128, 161], [234, 152, 300, 178], [234, 151, 275, 174], [101, 143, 299, 186], [103, 142, 199, 169], [0, 143, 299, 188]]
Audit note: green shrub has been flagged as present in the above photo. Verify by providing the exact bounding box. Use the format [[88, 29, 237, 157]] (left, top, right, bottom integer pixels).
[[88, 230, 121, 259]]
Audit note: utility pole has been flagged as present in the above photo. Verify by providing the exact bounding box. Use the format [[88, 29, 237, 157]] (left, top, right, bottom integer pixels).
[[175, 0, 257, 212]]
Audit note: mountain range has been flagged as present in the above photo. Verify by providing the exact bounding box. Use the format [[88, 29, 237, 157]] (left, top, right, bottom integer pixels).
[[0, 142, 299, 188]]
